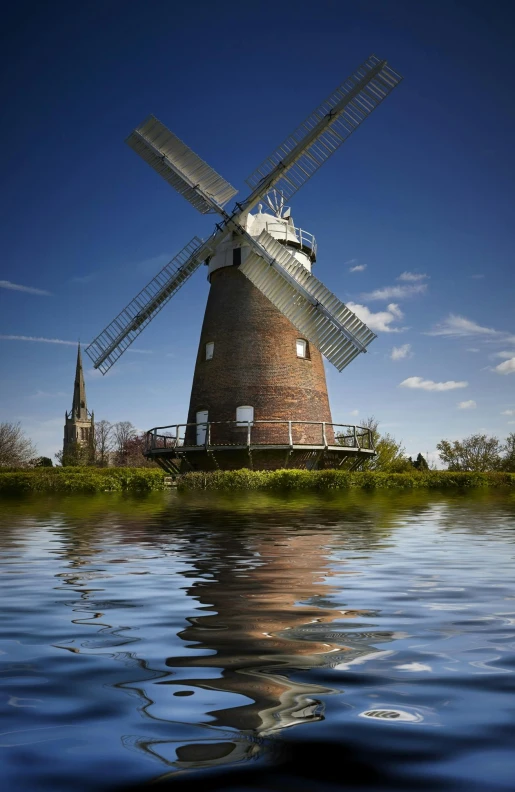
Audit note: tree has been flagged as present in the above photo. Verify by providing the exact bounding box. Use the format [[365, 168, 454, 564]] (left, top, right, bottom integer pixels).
[[113, 421, 137, 466], [95, 420, 114, 467], [340, 416, 412, 472], [0, 422, 37, 467], [120, 432, 157, 467], [436, 434, 502, 472], [501, 432, 515, 472], [32, 456, 53, 467], [55, 441, 95, 467], [412, 452, 429, 471]]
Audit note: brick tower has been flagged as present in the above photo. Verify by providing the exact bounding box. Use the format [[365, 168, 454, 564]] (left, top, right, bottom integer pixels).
[[63, 344, 94, 457], [186, 206, 333, 452]]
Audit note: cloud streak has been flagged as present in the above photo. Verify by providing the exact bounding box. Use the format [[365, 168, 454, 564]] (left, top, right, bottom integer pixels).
[[361, 283, 427, 301], [429, 313, 515, 343], [400, 376, 468, 392], [349, 263, 366, 272], [0, 280, 52, 296], [398, 272, 428, 282], [427, 314, 499, 338], [0, 335, 76, 345]]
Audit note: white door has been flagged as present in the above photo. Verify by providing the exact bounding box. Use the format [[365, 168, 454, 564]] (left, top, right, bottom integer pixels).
[[196, 410, 208, 445]]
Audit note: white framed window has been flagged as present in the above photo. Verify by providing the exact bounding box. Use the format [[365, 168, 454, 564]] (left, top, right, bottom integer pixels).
[[236, 405, 254, 427], [205, 341, 214, 360], [296, 338, 308, 358]]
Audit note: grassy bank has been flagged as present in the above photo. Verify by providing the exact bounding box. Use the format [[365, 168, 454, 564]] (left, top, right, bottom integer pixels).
[[177, 469, 515, 491], [0, 467, 166, 493]]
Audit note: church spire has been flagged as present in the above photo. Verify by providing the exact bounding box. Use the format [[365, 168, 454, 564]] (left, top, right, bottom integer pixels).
[[71, 343, 88, 421]]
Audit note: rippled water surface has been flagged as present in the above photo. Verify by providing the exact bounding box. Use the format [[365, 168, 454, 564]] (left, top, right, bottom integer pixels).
[[1, 490, 515, 790]]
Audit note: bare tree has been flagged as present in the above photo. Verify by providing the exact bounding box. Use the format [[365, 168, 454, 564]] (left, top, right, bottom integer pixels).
[[113, 421, 137, 466], [0, 422, 37, 467], [95, 420, 114, 467]]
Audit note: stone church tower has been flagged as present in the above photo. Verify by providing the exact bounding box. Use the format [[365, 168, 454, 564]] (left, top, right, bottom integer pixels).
[[63, 344, 94, 456]]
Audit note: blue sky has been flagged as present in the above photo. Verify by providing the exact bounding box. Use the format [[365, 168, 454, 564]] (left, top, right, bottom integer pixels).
[[1, 0, 514, 463]]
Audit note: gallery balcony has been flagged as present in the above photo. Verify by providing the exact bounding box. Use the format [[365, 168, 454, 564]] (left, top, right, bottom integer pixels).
[[143, 420, 375, 474]]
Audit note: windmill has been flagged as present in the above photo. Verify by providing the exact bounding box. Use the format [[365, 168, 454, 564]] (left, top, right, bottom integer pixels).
[[86, 55, 402, 473]]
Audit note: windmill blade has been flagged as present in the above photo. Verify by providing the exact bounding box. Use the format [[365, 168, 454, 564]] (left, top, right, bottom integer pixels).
[[126, 116, 238, 215], [86, 236, 206, 374], [245, 55, 402, 206], [239, 230, 376, 371]]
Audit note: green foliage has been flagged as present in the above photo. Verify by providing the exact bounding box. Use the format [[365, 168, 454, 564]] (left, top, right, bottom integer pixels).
[[501, 433, 515, 472], [0, 467, 166, 493], [412, 453, 429, 471], [32, 456, 53, 467], [437, 434, 503, 472], [56, 441, 95, 467], [177, 469, 515, 491], [342, 416, 411, 473]]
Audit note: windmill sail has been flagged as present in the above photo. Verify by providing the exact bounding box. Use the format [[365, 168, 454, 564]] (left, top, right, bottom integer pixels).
[[86, 236, 206, 374], [245, 55, 402, 206], [239, 230, 376, 371], [126, 116, 238, 214]]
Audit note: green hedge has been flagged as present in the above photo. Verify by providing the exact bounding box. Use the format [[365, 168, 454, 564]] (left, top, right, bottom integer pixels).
[[0, 467, 166, 493], [177, 469, 515, 491], [2, 468, 514, 494]]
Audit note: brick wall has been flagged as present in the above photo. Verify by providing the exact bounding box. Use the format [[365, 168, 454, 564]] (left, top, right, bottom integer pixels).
[[186, 267, 334, 445]]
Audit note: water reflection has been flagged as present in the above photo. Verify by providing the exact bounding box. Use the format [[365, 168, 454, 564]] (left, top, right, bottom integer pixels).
[[1, 491, 515, 791]]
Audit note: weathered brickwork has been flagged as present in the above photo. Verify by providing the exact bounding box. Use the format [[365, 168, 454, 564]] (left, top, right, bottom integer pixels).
[[186, 267, 334, 445]]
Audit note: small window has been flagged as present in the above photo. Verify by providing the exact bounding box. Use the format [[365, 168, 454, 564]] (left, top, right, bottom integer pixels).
[[205, 341, 214, 360], [236, 405, 254, 427], [296, 338, 309, 358]]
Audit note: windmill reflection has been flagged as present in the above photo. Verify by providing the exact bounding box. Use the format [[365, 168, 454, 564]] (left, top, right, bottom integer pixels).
[[153, 528, 394, 770]]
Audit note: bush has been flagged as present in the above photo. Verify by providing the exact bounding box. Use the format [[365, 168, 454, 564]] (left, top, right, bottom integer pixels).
[[0, 467, 166, 493], [176, 469, 515, 491]]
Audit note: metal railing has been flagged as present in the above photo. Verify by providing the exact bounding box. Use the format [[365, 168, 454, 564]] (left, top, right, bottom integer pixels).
[[145, 420, 374, 453], [264, 221, 317, 259]]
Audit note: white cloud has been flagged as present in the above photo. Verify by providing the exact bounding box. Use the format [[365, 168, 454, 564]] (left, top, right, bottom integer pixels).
[[457, 400, 477, 410], [494, 357, 515, 375], [347, 302, 405, 333], [466, 348, 480, 353], [0, 280, 52, 296], [390, 343, 412, 361], [397, 272, 428, 282], [501, 410, 515, 416], [494, 351, 515, 359], [349, 263, 366, 272], [361, 283, 427, 301], [400, 377, 468, 392], [349, 409, 359, 416], [0, 335, 76, 345], [427, 314, 499, 338]]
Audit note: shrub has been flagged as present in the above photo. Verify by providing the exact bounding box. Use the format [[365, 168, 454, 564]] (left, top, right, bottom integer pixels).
[[176, 469, 515, 491], [0, 467, 166, 494]]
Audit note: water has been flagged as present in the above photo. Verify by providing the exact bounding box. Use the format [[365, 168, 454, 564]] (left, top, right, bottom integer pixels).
[[0, 490, 514, 791]]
